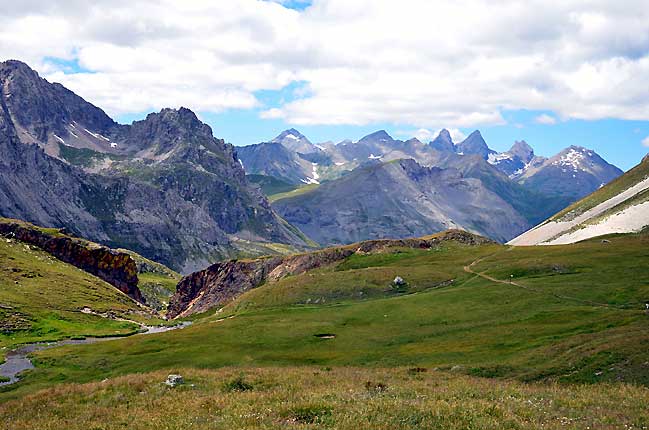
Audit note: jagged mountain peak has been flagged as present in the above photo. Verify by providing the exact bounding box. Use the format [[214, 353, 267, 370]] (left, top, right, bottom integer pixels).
[[0, 60, 117, 146], [456, 130, 494, 159], [272, 128, 307, 142], [430, 128, 455, 152], [508, 140, 534, 161]]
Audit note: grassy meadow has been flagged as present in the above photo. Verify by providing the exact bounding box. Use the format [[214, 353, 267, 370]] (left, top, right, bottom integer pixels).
[[3, 367, 649, 429], [1, 231, 649, 428]]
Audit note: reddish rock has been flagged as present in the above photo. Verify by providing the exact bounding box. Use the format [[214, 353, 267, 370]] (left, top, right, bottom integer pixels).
[[0, 221, 144, 303]]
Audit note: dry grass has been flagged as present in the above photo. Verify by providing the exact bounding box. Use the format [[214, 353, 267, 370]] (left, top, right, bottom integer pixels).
[[2, 367, 648, 430]]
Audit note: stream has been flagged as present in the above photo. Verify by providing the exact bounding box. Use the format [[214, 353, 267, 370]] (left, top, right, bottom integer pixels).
[[0, 321, 192, 386]]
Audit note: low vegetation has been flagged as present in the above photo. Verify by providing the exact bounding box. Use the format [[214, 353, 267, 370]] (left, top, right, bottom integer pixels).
[[2, 367, 648, 429]]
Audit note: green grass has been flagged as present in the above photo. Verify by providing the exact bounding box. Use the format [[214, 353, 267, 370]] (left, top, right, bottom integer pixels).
[[268, 183, 320, 202], [2, 367, 649, 429], [246, 174, 299, 196], [0, 238, 156, 361], [3, 232, 649, 404], [58, 143, 126, 168]]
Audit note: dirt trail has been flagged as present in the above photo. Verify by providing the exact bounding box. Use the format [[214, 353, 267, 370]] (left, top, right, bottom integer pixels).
[[463, 253, 633, 310]]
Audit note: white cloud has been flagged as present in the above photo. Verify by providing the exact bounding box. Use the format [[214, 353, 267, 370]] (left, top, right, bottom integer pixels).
[[642, 136, 649, 147], [534, 114, 558, 125], [401, 128, 466, 143], [1, 0, 649, 127]]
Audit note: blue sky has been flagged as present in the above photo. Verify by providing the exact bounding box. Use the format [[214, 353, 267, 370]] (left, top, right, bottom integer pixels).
[[7, 1, 649, 171], [117, 103, 649, 172]]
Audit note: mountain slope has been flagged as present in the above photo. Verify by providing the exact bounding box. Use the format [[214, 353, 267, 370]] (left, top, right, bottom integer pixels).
[[0, 60, 311, 272], [509, 155, 649, 245], [236, 141, 316, 185], [516, 146, 623, 199], [272, 159, 529, 245]]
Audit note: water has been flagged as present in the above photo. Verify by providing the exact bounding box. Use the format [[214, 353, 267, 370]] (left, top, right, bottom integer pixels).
[[0, 322, 191, 386]]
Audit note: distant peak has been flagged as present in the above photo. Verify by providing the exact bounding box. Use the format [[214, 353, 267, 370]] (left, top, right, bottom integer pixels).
[[438, 128, 451, 139], [508, 140, 534, 162], [272, 128, 308, 143], [0, 59, 40, 79], [359, 130, 393, 142]]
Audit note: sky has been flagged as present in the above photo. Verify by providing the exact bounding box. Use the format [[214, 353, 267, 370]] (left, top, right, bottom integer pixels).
[[1, 0, 649, 170]]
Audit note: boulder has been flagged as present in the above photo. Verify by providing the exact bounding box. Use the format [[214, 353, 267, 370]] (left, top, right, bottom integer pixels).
[[165, 374, 184, 387]]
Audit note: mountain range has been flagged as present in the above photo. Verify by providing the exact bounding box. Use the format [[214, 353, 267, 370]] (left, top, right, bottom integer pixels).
[[0, 59, 627, 267], [238, 127, 623, 245], [0, 60, 311, 273]]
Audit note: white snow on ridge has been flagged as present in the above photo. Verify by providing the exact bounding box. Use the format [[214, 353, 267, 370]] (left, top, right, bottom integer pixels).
[[284, 134, 299, 141], [553, 148, 588, 171], [83, 127, 111, 142], [335, 162, 345, 166], [368, 153, 382, 160], [53, 134, 64, 144], [487, 152, 512, 165]]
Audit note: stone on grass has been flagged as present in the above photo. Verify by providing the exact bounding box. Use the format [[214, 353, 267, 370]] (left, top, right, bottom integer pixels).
[[393, 276, 406, 286], [165, 374, 184, 387]]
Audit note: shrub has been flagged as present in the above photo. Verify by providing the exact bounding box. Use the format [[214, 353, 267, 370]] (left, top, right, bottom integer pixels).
[[221, 375, 254, 392]]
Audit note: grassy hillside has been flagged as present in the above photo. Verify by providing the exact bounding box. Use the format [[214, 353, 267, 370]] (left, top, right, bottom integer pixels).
[[3, 367, 648, 429], [246, 174, 298, 196], [268, 183, 320, 202], [3, 231, 649, 404], [0, 238, 159, 361]]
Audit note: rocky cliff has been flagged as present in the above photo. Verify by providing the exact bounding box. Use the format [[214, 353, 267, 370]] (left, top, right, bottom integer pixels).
[[168, 230, 493, 318], [0, 220, 143, 303]]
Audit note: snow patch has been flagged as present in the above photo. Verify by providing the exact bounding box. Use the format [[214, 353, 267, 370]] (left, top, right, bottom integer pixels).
[[110, 142, 118, 148], [335, 162, 345, 166], [553, 148, 586, 172], [83, 128, 111, 142], [238, 159, 244, 169], [301, 163, 321, 185], [53, 134, 64, 144], [284, 134, 299, 141], [368, 153, 382, 160], [487, 152, 512, 165]]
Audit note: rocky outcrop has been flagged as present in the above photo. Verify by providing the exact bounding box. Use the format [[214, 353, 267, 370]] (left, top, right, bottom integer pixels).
[[168, 230, 493, 318], [0, 221, 143, 303]]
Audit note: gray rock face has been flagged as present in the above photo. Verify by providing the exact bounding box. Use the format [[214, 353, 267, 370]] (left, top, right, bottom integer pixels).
[[455, 130, 495, 159], [0, 60, 311, 273], [429, 129, 455, 152], [236, 142, 315, 185], [273, 159, 529, 245]]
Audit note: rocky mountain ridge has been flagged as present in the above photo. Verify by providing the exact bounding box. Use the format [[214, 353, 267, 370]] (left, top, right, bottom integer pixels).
[[0, 60, 312, 273]]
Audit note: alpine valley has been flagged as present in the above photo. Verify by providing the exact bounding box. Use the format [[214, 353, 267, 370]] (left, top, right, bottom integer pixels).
[[3, 57, 649, 430]]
